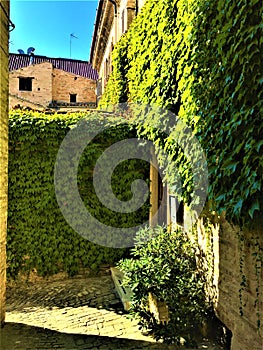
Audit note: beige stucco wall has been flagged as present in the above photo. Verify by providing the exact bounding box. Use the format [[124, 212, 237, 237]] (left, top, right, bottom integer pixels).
[[0, 0, 9, 327], [99, 22, 115, 90], [96, 0, 145, 93], [118, 0, 136, 36]]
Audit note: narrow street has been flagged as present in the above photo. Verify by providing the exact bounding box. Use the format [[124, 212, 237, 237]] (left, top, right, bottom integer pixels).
[[1, 271, 222, 350]]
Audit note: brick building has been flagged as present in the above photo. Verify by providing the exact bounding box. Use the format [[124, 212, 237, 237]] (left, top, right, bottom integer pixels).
[[9, 53, 98, 111], [90, 0, 145, 96]]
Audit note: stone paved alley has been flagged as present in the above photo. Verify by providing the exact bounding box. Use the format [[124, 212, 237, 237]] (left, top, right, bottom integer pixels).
[[0, 270, 223, 349]]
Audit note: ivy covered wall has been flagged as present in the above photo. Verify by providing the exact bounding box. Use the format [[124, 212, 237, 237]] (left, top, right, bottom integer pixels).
[[99, 0, 263, 224], [99, 1, 263, 348], [7, 110, 149, 278]]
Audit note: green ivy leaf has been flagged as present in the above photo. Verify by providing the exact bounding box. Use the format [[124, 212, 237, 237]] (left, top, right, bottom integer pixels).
[[248, 199, 260, 219]]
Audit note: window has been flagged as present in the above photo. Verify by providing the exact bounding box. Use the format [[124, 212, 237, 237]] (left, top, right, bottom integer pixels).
[[104, 58, 110, 84], [169, 195, 184, 227], [105, 58, 109, 78], [96, 79, 102, 100], [121, 9, 125, 33], [70, 94, 77, 103], [19, 77, 33, 91], [110, 42, 114, 74]]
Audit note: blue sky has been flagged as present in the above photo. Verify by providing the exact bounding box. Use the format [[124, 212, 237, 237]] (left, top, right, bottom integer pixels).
[[10, 1, 98, 61]]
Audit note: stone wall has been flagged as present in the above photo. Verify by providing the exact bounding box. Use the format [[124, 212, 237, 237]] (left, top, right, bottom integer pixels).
[[0, 0, 9, 327], [9, 62, 96, 109], [9, 62, 53, 109], [196, 216, 263, 350], [52, 68, 96, 104]]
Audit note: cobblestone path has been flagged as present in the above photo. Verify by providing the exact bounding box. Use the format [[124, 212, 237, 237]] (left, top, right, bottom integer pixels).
[[0, 271, 223, 349]]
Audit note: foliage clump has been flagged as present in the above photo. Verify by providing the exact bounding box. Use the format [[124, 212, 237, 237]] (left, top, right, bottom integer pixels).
[[99, 0, 263, 224], [8, 110, 149, 278], [119, 226, 210, 346]]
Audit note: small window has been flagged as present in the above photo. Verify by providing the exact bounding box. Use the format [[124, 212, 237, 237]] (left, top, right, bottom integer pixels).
[[105, 58, 109, 79], [176, 201, 184, 226], [121, 9, 125, 33], [70, 94, 77, 103], [19, 77, 33, 91], [169, 195, 184, 227]]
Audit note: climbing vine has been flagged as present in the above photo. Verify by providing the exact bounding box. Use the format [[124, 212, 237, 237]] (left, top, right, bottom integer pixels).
[[177, 0, 263, 224], [98, 33, 130, 109], [100, 0, 263, 332], [8, 110, 149, 278], [101, 0, 263, 225]]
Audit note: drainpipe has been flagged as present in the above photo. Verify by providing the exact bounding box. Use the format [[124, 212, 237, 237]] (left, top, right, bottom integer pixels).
[[108, 0, 118, 44]]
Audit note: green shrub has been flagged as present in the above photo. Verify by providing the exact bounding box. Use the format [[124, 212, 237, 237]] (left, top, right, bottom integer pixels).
[[118, 226, 210, 346]]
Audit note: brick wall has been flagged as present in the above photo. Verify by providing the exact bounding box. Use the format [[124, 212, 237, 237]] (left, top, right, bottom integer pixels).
[[196, 216, 263, 350], [9, 61, 53, 109], [9, 63, 96, 109], [0, 0, 9, 327], [52, 68, 96, 104]]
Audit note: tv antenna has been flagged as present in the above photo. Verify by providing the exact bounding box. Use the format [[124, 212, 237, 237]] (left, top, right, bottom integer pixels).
[[70, 33, 78, 58]]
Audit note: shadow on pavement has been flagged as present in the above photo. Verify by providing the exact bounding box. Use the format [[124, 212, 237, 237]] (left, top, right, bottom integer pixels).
[[0, 322, 170, 350], [6, 276, 124, 313]]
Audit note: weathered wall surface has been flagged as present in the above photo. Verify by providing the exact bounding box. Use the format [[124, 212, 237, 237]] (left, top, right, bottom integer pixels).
[[52, 68, 96, 103], [9, 63, 96, 109], [9, 61, 53, 109], [0, 0, 9, 327], [196, 216, 263, 350]]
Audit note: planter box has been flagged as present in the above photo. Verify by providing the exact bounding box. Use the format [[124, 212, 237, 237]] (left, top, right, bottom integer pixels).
[[148, 292, 170, 324], [111, 267, 170, 324], [110, 267, 133, 311]]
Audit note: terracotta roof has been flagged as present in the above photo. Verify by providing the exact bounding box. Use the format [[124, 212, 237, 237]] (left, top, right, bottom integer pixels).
[[9, 53, 98, 80]]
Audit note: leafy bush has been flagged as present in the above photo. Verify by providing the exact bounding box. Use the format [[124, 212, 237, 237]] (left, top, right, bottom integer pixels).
[[118, 226, 210, 346]]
